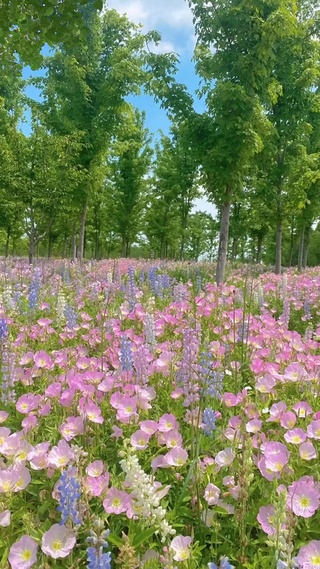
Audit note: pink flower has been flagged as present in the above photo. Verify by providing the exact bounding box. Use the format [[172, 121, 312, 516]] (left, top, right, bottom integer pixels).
[[139, 420, 158, 434], [261, 442, 290, 472], [287, 479, 320, 518], [163, 430, 183, 448], [256, 374, 276, 393], [246, 419, 262, 433], [257, 505, 277, 535], [158, 413, 178, 432], [257, 457, 280, 481], [34, 350, 53, 369], [8, 535, 38, 568], [163, 447, 188, 467], [84, 474, 109, 497], [297, 540, 320, 568], [266, 402, 287, 422], [59, 417, 84, 441], [47, 440, 74, 469], [0, 509, 10, 527], [284, 428, 307, 445], [280, 411, 296, 429], [223, 393, 238, 407], [215, 448, 235, 469], [130, 430, 150, 450], [299, 442, 317, 461], [80, 398, 104, 424], [103, 487, 131, 514], [12, 465, 31, 491], [293, 401, 313, 418], [0, 469, 20, 493], [16, 394, 41, 415], [204, 483, 220, 505], [170, 535, 192, 561], [0, 411, 9, 423], [85, 460, 104, 477], [27, 443, 49, 471], [41, 524, 76, 559], [307, 421, 320, 440]]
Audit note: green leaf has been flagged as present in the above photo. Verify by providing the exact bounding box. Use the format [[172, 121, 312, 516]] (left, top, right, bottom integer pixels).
[[132, 527, 157, 548]]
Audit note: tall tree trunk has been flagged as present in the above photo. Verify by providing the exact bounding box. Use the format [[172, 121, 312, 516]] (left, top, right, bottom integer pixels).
[[62, 237, 68, 259], [216, 186, 232, 285], [256, 233, 263, 264], [47, 231, 53, 259], [29, 234, 36, 265], [288, 223, 295, 267], [298, 225, 305, 272], [231, 236, 237, 262], [78, 198, 88, 265], [5, 226, 10, 258], [71, 232, 77, 262], [302, 225, 311, 269], [275, 218, 282, 275]]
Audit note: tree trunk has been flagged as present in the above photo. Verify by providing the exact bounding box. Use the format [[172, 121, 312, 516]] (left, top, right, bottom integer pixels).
[[62, 237, 68, 259], [78, 199, 88, 265], [5, 226, 10, 258], [288, 224, 295, 267], [298, 225, 305, 272], [29, 235, 36, 265], [275, 219, 282, 275], [231, 236, 237, 262], [256, 233, 263, 264], [47, 231, 53, 259], [302, 225, 311, 269], [71, 232, 77, 262], [216, 187, 232, 285]]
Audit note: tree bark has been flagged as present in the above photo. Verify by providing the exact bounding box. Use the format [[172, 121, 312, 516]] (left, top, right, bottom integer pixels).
[[275, 218, 282, 275], [29, 234, 36, 265], [5, 226, 10, 258], [256, 233, 263, 264], [78, 198, 88, 265], [71, 232, 77, 262], [216, 186, 232, 285], [47, 231, 53, 259], [298, 225, 305, 272], [288, 223, 295, 267], [302, 225, 311, 269], [231, 236, 237, 261]]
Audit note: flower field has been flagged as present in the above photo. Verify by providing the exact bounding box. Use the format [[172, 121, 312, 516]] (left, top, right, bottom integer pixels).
[[2, 259, 320, 569]]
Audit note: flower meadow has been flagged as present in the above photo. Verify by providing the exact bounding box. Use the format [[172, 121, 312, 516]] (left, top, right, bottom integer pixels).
[[2, 259, 320, 569]]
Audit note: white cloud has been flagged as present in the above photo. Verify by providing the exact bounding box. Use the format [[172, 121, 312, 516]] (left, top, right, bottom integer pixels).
[[106, 0, 193, 31]]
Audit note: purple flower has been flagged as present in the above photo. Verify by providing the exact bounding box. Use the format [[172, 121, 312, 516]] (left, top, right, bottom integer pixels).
[[297, 540, 320, 568], [8, 535, 38, 568]]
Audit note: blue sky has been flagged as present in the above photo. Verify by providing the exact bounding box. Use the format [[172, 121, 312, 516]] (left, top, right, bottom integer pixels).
[[22, 0, 216, 216]]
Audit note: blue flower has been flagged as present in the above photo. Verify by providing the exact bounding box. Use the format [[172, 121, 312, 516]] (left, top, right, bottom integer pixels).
[[120, 335, 133, 371], [57, 468, 81, 526], [202, 407, 217, 435], [208, 558, 234, 569]]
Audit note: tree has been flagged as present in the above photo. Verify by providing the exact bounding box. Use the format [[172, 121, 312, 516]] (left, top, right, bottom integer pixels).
[[0, 0, 103, 68], [40, 6, 156, 263], [107, 106, 153, 257]]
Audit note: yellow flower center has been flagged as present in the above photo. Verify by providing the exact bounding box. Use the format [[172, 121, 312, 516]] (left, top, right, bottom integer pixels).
[[21, 550, 32, 561], [311, 556, 320, 564], [112, 498, 121, 507], [53, 540, 62, 551], [179, 549, 189, 560], [300, 496, 310, 508], [293, 436, 301, 443], [58, 457, 67, 465]]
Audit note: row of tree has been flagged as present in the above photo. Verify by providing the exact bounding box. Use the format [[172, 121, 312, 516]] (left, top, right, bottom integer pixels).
[[0, 0, 320, 282]]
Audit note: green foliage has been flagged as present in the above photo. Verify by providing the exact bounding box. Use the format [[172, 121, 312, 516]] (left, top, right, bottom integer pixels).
[[0, 0, 104, 68]]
